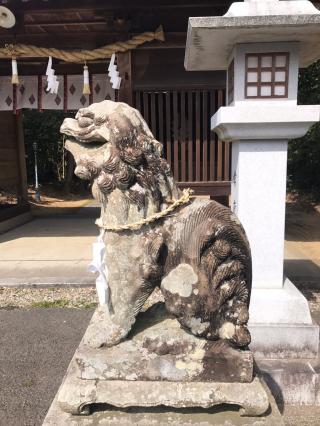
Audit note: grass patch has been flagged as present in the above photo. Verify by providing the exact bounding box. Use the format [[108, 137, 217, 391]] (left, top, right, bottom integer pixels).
[[22, 378, 34, 387], [78, 302, 97, 309], [31, 299, 69, 308]]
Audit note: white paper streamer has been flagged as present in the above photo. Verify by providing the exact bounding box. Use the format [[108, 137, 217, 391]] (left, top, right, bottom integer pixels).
[[108, 53, 121, 90], [11, 58, 19, 84], [45, 56, 59, 94], [87, 231, 109, 306], [45, 55, 52, 76], [83, 66, 89, 85], [11, 58, 18, 76], [83, 64, 91, 94]]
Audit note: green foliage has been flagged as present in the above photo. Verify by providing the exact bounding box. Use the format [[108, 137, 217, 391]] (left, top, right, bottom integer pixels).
[[288, 124, 320, 195], [288, 60, 320, 199], [23, 109, 75, 185], [298, 60, 320, 105]]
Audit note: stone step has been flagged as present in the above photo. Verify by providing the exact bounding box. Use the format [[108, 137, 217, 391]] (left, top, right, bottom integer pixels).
[[256, 358, 320, 405]]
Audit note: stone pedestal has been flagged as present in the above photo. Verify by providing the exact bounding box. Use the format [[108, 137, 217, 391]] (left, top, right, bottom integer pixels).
[[230, 138, 287, 289], [211, 104, 320, 357], [56, 304, 270, 418]]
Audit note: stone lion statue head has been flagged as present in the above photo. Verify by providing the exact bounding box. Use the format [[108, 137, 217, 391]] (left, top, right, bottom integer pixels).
[[61, 101, 179, 212]]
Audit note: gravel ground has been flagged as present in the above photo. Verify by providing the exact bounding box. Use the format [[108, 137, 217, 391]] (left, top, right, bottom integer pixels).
[[295, 282, 320, 324], [0, 287, 98, 309], [282, 405, 320, 426], [0, 286, 165, 310], [299, 284, 320, 312]]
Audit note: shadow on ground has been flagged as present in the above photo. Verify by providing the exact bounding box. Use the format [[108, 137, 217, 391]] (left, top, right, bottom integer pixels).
[[284, 259, 320, 285], [0, 207, 99, 244], [285, 201, 320, 243]]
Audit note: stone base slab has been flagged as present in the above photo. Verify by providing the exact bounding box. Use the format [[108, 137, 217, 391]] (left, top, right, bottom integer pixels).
[[58, 374, 270, 417], [55, 304, 269, 418], [74, 303, 253, 383], [44, 379, 282, 426]]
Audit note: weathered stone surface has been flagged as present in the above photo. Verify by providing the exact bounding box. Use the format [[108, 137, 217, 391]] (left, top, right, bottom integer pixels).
[[249, 323, 319, 359], [57, 376, 270, 417], [60, 100, 252, 350], [75, 303, 253, 383], [184, 14, 320, 70], [45, 382, 283, 426], [257, 359, 318, 405], [54, 305, 269, 418]]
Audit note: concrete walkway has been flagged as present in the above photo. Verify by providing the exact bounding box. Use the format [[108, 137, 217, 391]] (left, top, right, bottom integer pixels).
[[0, 201, 319, 287], [0, 204, 98, 287]]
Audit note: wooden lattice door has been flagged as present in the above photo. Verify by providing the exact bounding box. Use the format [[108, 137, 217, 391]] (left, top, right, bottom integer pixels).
[[133, 89, 231, 197]]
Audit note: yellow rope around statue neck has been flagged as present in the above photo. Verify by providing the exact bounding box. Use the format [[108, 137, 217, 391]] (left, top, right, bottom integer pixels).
[[1, 26, 164, 62], [97, 188, 194, 232]]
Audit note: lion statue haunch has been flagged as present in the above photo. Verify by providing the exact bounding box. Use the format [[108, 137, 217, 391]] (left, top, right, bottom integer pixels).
[[61, 100, 252, 349]]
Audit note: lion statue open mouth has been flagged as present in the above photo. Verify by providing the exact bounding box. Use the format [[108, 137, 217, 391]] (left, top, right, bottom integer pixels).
[[61, 100, 252, 350]]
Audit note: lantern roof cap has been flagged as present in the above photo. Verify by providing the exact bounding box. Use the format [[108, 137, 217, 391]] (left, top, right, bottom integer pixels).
[[184, 1, 320, 70]]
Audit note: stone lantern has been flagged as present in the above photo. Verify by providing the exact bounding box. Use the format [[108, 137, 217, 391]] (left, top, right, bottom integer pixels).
[[185, 0, 320, 358]]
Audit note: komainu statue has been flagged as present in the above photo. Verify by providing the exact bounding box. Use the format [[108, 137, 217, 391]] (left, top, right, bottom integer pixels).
[[61, 100, 252, 349]]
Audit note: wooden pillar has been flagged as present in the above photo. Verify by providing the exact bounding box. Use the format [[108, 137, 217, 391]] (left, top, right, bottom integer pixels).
[[0, 112, 27, 206], [117, 51, 133, 105], [15, 114, 28, 204]]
